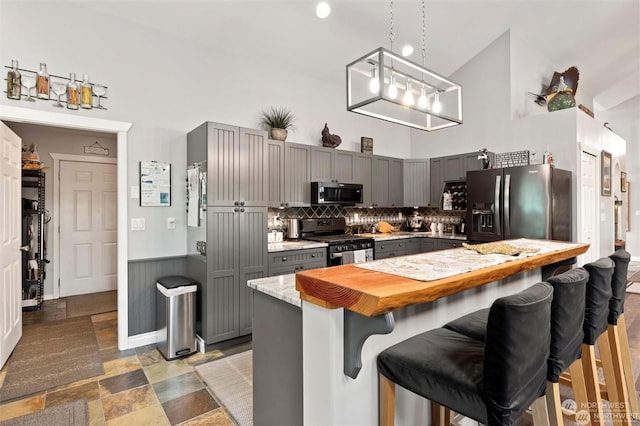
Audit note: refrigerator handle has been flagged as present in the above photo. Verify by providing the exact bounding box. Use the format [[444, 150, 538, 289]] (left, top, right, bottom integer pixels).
[[494, 175, 501, 236], [504, 174, 511, 237]]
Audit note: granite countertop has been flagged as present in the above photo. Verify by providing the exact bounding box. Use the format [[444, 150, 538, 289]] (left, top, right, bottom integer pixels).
[[268, 240, 328, 253], [357, 232, 467, 241], [247, 274, 300, 307]]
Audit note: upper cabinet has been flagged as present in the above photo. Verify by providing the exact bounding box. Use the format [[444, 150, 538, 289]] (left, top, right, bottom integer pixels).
[[310, 147, 356, 183], [268, 140, 312, 208], [283, 142, 311, 207], [354, 153, 373, 206], [188, 122, 268, 207], [403, 159, 429, 207], [430, 151, 494, 208], [372, 156, 403, 207]]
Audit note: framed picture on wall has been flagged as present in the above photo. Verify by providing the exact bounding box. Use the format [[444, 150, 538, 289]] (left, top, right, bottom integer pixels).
[[601, 150, 612, 196]]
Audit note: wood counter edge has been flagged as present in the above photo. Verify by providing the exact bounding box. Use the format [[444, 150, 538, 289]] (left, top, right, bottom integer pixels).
[[296, 243, 589, 317]]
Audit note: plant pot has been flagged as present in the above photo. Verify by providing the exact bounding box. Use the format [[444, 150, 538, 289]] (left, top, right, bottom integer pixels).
[[270, 128, 287, 141]]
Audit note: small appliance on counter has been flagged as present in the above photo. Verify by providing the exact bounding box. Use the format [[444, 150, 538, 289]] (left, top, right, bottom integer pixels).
[[286, 218, 301, 239], [406, 212, 424, 231], [300, 217, 374, 266]]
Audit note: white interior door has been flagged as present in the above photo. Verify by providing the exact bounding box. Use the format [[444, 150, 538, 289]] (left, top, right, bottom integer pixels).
[[1, 121, 22, 369], [60, 161, 117, 297], [580, 150, 598, 264]]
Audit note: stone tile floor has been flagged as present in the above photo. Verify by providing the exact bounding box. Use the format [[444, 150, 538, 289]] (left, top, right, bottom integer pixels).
[[0, 297, 249, 425]]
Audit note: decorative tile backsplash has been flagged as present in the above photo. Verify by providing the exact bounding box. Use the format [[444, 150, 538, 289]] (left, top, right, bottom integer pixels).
[[268, 206, 465, 230]]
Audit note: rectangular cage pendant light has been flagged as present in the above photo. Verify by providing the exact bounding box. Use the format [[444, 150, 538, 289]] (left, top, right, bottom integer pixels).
[[346, 47, 462, 131]]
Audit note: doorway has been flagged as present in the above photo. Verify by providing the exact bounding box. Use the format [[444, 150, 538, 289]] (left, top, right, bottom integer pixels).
[[0, 105, 131, 350], [58, 160, 118, 297], [580, 148, 599, 264]]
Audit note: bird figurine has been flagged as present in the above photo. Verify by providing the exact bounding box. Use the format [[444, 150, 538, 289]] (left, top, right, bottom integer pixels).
[[528, 66, 579, 108], [321, 123, 342, 148]]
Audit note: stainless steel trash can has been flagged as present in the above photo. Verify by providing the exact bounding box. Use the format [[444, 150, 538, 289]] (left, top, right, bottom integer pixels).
[[156, 275, 197, 360]]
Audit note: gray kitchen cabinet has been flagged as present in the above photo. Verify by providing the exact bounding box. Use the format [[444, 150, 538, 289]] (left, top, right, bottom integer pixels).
[[420, 239, 438, 253], [436, 239, 464, 250], [372, 156, 404, 207], [374, 238, 419, 259], [204, 206, 268, 343], [429, 157, 443, 207], [354, 153, 373, 206], [429, 151, 494, 208], [268, 248, 326, 276], [189, 122, 268, 207], [311, 147, 356, 183], [284, 142, 311, 207], [267, 140, 286, 208], [403, 159, 430, 207], [443, 156, 464, 182]]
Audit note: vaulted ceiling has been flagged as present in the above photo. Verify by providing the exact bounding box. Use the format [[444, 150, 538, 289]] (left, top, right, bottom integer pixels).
[[77, 0, 639, 138]]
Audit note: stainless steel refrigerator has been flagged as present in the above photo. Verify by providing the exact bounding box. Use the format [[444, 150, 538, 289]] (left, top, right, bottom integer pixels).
[[466, 164, 572, 242]]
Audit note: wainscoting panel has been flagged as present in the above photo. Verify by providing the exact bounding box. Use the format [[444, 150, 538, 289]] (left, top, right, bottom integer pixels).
[[128, 256, 187, 336]]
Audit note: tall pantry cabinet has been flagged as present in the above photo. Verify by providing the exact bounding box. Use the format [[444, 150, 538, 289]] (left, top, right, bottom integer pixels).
[[187, 122, 268, 345]]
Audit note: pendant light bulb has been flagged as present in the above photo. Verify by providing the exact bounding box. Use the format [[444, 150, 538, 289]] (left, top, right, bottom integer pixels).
[[403, 81, 414, 106], [388, 74, 397, 99], [432, 92, 442, 113], [418, 86, 428, 109], [369, 67, 380, 94]]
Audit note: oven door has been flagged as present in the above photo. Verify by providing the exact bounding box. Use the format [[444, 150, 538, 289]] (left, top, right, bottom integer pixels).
[[329, 248, 373, 266]]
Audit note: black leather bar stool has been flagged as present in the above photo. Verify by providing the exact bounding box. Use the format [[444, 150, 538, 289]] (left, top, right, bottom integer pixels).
[[607, 250, 638, 419], [576, 257, 623, 426], [377, 282, 553, 426], [444, 268, 590, 425]]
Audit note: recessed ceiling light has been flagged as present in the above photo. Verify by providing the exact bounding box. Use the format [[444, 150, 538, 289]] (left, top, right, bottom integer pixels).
[[401, 45, 414, 57], [316, 2, 331, 19]]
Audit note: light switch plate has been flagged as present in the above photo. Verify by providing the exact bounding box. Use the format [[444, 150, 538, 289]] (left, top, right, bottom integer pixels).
[[167, 217, 176, 229], [131, 218, 145, 231]]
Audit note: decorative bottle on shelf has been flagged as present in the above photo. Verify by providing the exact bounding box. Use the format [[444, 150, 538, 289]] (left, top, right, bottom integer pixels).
[[6, 59, 21, 100], [66, 72, 79, 110], [36, 63, 49, 99], [80, 74, 92, 109]]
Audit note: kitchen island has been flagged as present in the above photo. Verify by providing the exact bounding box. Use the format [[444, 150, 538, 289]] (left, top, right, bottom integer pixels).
[[294, 239, 589, 425]]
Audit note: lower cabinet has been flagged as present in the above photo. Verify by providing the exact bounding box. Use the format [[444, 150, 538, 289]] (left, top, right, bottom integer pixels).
[[376, 237, 465, 259], [436, 239, 464, 250], [200, 206, 268, 344], [420, 239, 438, 253], [374, 238, 420, 260], [268, 248, 327, 276]]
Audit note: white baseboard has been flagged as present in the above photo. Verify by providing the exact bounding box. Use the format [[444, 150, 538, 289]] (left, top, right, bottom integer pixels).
[[196, 335, 205, 353], [631, 256, 640, 262], [127, 330, 161, 349]]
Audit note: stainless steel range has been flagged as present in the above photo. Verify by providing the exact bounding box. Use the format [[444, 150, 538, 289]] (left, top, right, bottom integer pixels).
[[300, 217, 374, 267]]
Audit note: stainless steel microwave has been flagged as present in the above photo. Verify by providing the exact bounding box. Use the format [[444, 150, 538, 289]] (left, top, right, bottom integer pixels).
[[311, 182, 363, 205]]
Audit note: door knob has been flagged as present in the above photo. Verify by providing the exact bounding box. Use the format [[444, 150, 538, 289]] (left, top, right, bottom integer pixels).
[[19, 245, 30, 252]]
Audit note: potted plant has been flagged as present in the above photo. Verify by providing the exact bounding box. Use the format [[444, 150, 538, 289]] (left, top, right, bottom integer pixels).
[[260, 107, 294, 141]]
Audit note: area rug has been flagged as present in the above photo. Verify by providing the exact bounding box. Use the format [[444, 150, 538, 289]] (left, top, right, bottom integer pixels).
[[0, 399, 89, 426], [66, 290, 117, 318], [628, 270, 640, 284], [195, 350, 252, 426], [627, 282, 640, 294], [0, 316, 104, 402]]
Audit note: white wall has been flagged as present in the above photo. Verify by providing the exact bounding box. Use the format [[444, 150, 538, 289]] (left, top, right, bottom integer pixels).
[[410, 31, 512, 158], [0, 1, 412, 260]]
